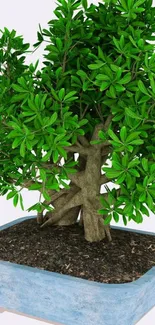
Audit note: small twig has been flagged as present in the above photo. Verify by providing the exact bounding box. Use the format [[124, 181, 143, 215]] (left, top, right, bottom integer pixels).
[[103, 115, 113, 131], [81, 105, 89, 119]]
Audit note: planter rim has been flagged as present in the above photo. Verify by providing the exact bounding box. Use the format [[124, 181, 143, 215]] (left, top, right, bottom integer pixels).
[[1, 216, 155, 325], [0, 215, 155, 287]]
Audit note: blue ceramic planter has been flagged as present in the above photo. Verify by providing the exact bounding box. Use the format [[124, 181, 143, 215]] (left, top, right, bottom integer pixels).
[[0, 216, 155, 325]]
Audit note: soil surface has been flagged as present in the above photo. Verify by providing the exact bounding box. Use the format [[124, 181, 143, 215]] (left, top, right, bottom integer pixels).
[[0, 218, 155, 284]]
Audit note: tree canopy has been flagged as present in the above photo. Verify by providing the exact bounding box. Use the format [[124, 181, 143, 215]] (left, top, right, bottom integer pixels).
[[0, 0, 155, 241]]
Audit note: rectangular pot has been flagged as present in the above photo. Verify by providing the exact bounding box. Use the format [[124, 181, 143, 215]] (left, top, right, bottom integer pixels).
[[0, 216, 155, 325]]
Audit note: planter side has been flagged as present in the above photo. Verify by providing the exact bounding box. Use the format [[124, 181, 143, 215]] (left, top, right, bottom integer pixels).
[[0, 216, 155, 325]]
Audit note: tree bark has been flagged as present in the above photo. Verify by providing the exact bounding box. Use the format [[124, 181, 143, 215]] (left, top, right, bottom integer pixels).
[[40, 124, 112, 242]]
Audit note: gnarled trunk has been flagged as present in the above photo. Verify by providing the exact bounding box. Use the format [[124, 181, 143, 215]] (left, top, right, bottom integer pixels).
[[39, 124, 112, 242]]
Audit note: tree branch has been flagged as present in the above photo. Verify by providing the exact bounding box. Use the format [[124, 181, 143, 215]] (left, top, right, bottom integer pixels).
[[69, 171, 85, 188], [64, 145, 90, 155], [100, 174, 109, 185], [91, 123, 104, 141], [103, 114, 113, 131], [101, 145, 112, 155], [77, 135, 90, 147]]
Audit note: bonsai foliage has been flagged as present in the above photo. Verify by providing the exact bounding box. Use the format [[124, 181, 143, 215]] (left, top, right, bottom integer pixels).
[[0, 0, 155, 242]]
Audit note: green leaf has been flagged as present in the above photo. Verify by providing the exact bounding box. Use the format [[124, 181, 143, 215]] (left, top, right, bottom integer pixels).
[[59, 141, 72, 146], [112, 152, 121, 164], [65, 96, 78, 102], [150, 164, 155, 173], [13, 194, 19, 207], [136, 210, 143, 223], [48, 112, 58, 126], [28, 183, 42, 190], [113, 37, 121, 50], [58, 88, 65, 101], [76, 70, 88, 79], [113, 212, 119, 223], [104, 214, 112, 225], [129, 169, 140, 177], [20, 194, 24, 210], [64, 167, 77, 174], [118, 73, 131, 84], [43, 191, 51, 201], [41, 151, 52, 162], [78, 119, 88, 127], [56, 37, 63, 51], [125, 107, 142, 120], [100, 195, 110, 208], [129, 139, 144, 145], [54, 133, 66, 143], [120, 126, 127, 142], [108, 129, 121, 143], [52, 150, 59, 163], [115, 84, 125, 92], [104, 169, 122, 178], [116, 173, 126, 184], [59, 180, 70, 189], [112, 161, 123, 170], [129, 35, 137, 48], [123, 203, 133, 215], [98, 209, 109, 215], [82, 0, 88, 10], [88, 62, 104, 70], [7, 121, 22, 131], [90, 140, 102, 145], [12, 137, 23, 149], [56, 67, 63, 79], [20, 140, 26, 158], [40, 169, 46, 181], [122, 215, 127, 226], [147, 193, 154, 210], [41, 204, 53, 211], [7, 191, 17, 200], [142, 158, 148, 172], [128, 159, 140, 168], [138, 80, 149, 95], [51, 88, 59, 101], [100, 82, 110, 91], [126, 173, 134, 188], [143, 176, 149, 187], [98, 46, 105, 60], [110, 64, 119, 72], [98, 130, 106, 140], [126, 132, 141, 143], [141, 204, 149, 217], [133, 0, 145, 7], [64, 91, 77, 101], [139, 192, 146, 202], [12, 84, 28, 93], [57, 146, 67, 159], [108, 85, 116, 98], [11, 93, 28, 103], [122, 154, 128, 167], [96, 74, 110, 81]]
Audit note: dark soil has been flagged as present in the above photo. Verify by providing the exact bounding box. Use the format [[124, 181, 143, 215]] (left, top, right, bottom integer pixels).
[[0, 218, 155, 284]]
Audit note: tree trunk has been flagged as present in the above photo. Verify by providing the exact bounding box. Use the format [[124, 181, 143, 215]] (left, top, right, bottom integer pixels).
[[41, 149, 111, 242], [40, 124, 112, 242]]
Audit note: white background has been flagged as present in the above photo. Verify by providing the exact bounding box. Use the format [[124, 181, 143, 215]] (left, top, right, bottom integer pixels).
[[0, 1, 155, 324]]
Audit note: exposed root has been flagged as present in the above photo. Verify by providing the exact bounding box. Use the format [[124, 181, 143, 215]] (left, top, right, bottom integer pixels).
[[104, 224, 112, 242], [40, 190, 82, 228]]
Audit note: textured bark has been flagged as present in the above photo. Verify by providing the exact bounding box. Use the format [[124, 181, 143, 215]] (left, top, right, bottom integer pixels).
[[37, 154, 86, 226], [40, 124, 112, 242]]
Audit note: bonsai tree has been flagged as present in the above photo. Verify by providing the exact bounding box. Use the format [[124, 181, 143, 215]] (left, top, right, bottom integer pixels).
[[0, 0, 155, 242]]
